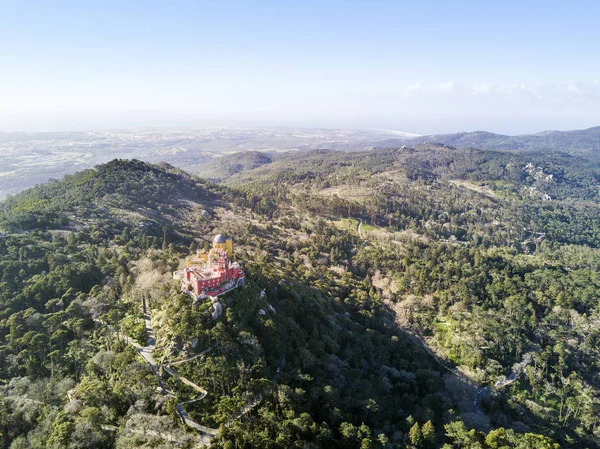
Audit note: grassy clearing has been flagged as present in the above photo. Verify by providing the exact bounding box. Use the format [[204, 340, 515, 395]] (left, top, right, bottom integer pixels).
[[331, 217, 359, 232]]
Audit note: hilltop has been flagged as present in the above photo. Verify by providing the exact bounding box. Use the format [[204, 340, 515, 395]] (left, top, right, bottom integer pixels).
[[0, 159, 224, 237], [190, 151, 273, 181]]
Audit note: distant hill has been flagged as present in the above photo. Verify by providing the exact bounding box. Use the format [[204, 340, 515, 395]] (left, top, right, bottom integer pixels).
[[0, 127, 414, 200], [403, 126, 600, 158], [0, 159, 220, 235], [196, 143, 600, 203], [189, 150, 273, 180]]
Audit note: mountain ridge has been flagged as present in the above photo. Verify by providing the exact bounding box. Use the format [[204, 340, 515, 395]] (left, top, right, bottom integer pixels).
[[403, 125, 600, 156]]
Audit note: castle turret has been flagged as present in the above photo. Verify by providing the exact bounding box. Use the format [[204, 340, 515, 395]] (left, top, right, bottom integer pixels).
[[213, 234, 233, 257]]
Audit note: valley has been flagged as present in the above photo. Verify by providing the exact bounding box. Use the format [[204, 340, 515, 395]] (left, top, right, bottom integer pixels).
[[0, 127, 414, 200]]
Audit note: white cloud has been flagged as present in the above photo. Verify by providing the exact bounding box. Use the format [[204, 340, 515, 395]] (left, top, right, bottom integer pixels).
[[567, 83, 582, 95], [436, 81, 458, 93], [471, 84, 495, 95], [401, 82, 423, 98]]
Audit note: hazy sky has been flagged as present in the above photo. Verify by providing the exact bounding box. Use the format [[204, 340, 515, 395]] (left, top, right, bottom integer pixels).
[[1, 0, 599, 134]]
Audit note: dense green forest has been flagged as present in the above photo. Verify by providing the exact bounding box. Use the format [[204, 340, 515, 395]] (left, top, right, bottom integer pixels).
[[1, 149, 599, 448]]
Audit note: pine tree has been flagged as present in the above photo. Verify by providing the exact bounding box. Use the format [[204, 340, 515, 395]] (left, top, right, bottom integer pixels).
[[409, 422, 423, 447], [422, 420, 436, 446]]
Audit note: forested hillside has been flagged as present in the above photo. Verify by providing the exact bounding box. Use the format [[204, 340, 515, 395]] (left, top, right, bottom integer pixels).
[[214, 146, 600, 447], [1, 152, 599, 448], [402, 126, 600, 160]]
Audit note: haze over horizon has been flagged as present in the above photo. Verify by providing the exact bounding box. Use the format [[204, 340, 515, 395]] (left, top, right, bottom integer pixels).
[[2, 0, 599, 134]]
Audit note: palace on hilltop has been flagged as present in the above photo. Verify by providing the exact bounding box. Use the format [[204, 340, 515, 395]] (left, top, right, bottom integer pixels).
[[174, 234, 245, 299]]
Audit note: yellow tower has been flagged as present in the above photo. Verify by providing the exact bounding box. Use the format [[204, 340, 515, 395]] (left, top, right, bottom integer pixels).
[[213, 234, 233, 257]]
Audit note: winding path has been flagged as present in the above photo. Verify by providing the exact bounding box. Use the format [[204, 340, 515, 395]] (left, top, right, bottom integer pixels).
[[135, 296, 264, 442], [139, 297, 218, 445], [96, 291, 267, 444]]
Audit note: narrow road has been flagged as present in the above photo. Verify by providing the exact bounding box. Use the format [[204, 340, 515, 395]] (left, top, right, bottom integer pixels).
[[167, 345, 215, 367], [97, 295, 265, 443], [140, 296, 218, 444], [224, 393, 264, 428], [494, 351, 535, 388]]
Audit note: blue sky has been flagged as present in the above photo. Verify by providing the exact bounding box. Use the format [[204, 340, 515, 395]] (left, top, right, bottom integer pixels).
[[1, 0, 599, 134]]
